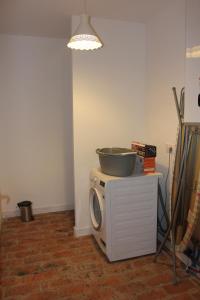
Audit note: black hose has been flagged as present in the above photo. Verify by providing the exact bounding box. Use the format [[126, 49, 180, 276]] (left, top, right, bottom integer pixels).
[[157, 181, 170, 234], [154, 87, 190, 285], [172, 87, 182, 126], [154, 130, 192, 282]]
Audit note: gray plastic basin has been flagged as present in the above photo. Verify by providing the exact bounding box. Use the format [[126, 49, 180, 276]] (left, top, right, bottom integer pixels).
[[96, 148, 136, 177]]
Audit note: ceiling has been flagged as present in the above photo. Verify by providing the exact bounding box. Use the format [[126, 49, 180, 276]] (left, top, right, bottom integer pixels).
[[0, 0, 167, 38]]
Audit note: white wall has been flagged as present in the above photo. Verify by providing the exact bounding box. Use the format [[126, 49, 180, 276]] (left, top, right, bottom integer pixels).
[[146, 0, 185, 198], [0, 34, 74, 216], [185, 0, 200, 123], [72, 17, 146, 234]]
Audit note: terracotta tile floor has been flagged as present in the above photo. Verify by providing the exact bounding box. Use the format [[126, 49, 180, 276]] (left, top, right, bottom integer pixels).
[[1, 211, 200, 300]]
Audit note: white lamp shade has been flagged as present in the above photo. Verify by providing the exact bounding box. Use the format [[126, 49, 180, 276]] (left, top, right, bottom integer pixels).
[[67, 14, 103, 50], [186, 45, 200, 58]]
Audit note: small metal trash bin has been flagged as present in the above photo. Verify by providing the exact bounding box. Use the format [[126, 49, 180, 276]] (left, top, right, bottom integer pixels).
[[17, 201, 34, 222]]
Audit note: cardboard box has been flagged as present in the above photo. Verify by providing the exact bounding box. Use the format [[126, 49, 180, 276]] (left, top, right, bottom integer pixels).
[[135, 155, 156, 174], [132, 142, 156, 157]]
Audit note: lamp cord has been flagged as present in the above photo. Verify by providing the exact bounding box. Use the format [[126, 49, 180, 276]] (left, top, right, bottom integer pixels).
[[84, 0, 87, 14]]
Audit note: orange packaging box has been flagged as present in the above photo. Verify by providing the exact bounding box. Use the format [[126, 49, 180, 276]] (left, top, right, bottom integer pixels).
[[143, 157, 156, 168], [144, 168, 156, 174], [135, 155, 156, 174], [131, 141, 156, 157]]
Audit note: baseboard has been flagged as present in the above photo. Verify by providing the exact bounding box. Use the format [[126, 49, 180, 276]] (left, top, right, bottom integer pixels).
[[33, 204, 74, 215], [2, 203, 74, 218], [74, 226, 92, 237]]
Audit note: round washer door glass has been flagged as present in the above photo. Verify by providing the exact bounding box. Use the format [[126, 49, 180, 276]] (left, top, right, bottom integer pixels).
[[89, 188, 103, 231]]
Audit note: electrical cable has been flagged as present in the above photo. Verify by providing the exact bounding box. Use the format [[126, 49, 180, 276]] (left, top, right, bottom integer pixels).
[[162, 151, 171, 221], [154, 87, 192, 285], [155, 130, 192, 284], [155, 88, 200, 284], [164, 150, 171, 204], [157, 186, 169, 234], [157, 151, 171, 235]]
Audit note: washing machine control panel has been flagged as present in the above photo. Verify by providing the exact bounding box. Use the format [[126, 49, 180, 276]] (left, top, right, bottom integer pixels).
[[100, 180, 105, 187]]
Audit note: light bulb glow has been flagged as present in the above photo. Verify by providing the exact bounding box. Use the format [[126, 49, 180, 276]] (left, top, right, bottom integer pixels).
[[186, 45, 200, 58], [67, 34, 102, 50]]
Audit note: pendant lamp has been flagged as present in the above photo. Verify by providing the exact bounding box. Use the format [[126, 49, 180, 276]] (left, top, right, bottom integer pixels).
[[186, 45, 200, 58], [67, 1, 103, 50]]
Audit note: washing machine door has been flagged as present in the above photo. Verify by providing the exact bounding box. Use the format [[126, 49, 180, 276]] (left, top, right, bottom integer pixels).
[[89, 188, 103, 231]]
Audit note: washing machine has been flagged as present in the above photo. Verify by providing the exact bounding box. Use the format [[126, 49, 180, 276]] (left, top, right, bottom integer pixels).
[[89, 168, 160, 262]]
